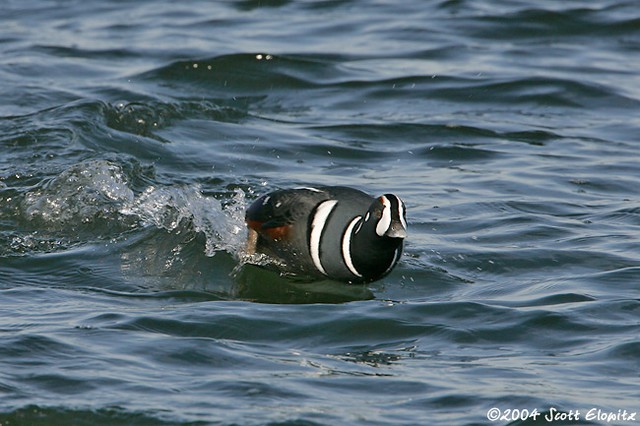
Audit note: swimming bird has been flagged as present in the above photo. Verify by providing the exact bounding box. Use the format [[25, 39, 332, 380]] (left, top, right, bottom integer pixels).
[[245, 186, 407, 283]]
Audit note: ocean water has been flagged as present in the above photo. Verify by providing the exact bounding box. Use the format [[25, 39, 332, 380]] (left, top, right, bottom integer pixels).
[[1, 1, 639, 425]]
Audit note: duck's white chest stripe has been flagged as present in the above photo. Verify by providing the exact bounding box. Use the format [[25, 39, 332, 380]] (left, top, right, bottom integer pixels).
[[309, 199, 338, 275], [341, 216, 363, 278], [383, 246, 403, 277]]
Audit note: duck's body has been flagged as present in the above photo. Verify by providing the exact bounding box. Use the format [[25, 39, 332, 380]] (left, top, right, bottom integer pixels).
[[245, 186, 407, 283]]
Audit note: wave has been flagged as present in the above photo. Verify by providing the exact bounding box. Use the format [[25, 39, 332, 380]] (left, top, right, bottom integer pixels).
[[464, 6, 640, 40]]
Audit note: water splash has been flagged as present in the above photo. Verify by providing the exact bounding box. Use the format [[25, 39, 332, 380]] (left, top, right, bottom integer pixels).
[[19, 159, 249, 259], [121, 185, 248, 258], [22, 160, 135, 227]]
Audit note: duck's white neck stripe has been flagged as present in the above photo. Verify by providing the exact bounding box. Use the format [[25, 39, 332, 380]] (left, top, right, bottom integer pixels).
[[341, 216, 363, 278], [309, 199, 338, 276]]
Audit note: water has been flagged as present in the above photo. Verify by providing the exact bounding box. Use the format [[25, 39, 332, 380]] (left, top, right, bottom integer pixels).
[[1, 1, 639, 425]]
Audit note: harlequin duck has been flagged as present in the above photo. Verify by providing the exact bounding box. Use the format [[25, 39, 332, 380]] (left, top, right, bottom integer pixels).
[[245, 186, 407, 283]]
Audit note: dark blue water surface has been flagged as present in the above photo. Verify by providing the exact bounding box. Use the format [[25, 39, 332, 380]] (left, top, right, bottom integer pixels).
[[1, 1, 639, 425]]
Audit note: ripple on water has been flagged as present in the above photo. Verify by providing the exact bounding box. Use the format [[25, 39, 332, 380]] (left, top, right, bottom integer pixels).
[[1, 0, 640, 424]]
